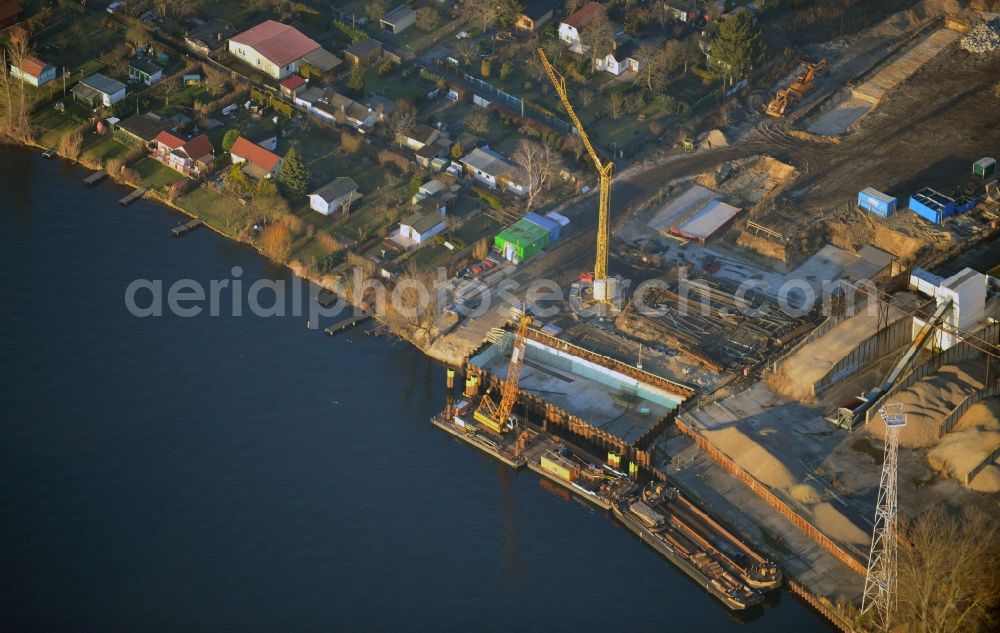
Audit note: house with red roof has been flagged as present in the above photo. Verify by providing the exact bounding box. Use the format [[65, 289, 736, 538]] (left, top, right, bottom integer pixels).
[[153, 131, 215, 177], [558, 2, 605, 50], [230, 136, 282, 180], [227, 20, 322, 79], [9, 55, 56, 87], [279, 75, 306, 98]]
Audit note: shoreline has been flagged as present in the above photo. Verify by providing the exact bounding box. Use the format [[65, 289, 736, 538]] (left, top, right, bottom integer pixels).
[[14, 138, 465, 365]]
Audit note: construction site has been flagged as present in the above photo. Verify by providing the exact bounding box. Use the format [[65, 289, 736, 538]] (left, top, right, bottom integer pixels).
[[426, 1, 1000, 630]]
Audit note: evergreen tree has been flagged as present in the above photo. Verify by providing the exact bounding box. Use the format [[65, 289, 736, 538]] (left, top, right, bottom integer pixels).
[[346, 64, 365, 96], [278, 147, 309, 200], [222, 129, 240, 152], [710, 9, 766, 83]]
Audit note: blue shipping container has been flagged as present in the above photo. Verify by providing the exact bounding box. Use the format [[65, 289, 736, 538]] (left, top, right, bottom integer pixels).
[[909, 187, 959, 224], [523, 212, 561, 242], [858, 187, 897, 217]]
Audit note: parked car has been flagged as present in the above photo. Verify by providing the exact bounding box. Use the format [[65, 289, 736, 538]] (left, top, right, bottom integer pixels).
[[107, 2, 125, 14]]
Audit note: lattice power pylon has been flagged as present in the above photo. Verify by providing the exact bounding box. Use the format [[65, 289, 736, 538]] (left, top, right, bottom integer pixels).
[[861, 403, 907, 631]]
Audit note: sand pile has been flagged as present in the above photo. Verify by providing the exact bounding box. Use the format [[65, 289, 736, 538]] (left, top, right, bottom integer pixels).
[[700, 129, 728, 150], [969, 464, 1000, 493], [789, 482, 822, 504], [813, 502, 870, 545], [702, 426, 798, 489], [927, 399, 1000, 487], [871, 362, 985, 448], [770, 312, 887, 402]]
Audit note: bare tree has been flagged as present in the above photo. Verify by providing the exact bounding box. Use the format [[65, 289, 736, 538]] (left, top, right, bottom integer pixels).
[[457, 0, 519, 32], [892, 506, 1000, 633], [512, 138, 563, 212], [580, 10, 616, 69], [416, 7, 440, 31], [465, 108, 491, 134], [387, 107, 416, 147], [606, 92, 626, 119], [1, 38, 33, 139], [635, 42, 666, 92], [454, 39, 478, 66]]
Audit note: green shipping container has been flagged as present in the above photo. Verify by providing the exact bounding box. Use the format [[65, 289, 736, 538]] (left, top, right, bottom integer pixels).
[[494, 218, 550, 262]]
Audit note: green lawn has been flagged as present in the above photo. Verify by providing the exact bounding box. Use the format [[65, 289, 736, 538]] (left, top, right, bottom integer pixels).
[[176, 186, 236, 231], [80, 134, 130, 165], [134, 157, 184, 191]]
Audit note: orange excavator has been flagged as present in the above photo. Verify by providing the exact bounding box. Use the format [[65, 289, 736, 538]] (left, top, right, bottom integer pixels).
[[765, 58, 828, 117]]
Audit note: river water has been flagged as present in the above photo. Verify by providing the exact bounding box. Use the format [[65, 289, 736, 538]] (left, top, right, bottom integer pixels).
[[0, 147, 831, 632]]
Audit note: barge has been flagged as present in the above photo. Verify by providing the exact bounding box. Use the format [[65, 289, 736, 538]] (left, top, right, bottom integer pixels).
[[613, 483, 780, 610], [525, 439, 631, 510], [430, 400, 528, 469]]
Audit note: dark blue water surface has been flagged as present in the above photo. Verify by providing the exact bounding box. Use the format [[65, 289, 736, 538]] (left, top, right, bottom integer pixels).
[[0, 147, 831, 632]]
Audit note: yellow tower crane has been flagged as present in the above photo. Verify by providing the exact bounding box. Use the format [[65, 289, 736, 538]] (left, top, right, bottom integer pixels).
[[537, 48, 613, 304], [474, 315, 532, 434]]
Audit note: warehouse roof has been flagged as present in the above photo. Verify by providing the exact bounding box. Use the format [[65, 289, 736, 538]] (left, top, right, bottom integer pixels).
[[230, 20, 319, 67]]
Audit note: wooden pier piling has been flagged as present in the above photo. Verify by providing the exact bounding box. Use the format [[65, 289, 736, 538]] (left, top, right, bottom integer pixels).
[[171, 218, 204, 237]]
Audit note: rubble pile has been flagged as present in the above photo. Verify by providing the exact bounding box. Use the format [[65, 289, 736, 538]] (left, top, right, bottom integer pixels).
[[960, 19, 1000, 53]]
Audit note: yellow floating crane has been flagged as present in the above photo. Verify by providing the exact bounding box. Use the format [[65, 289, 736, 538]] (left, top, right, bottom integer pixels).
[[474, 314, 531, 434], [537, 48, 613, 304]]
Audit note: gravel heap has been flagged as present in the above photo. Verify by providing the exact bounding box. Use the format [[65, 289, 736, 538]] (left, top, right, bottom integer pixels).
[[960, 19, 1000, 53]]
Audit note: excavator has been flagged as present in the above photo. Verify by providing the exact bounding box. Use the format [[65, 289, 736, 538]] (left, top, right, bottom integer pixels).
[[765, 58, 828, 118], [473, 314, 531, 435]]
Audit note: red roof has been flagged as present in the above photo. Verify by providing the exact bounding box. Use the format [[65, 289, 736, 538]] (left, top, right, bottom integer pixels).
[[563, 2, 604, 29], [19, 55, 48, 78], [154, 130, 185, 149], [182, 134, 214, 161], [229, 20, 319, 67], [280, 75, 306, 90], [230, 136, 281, 172]]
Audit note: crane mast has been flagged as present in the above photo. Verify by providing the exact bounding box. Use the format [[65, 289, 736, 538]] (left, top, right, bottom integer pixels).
[[537, 48, 612, 300], [474, 315, 532, 434]]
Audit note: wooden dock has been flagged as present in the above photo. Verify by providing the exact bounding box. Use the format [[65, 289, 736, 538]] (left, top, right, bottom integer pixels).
[[83, 170, 107, 187], [324, 313, 371, 336], [172, 218, 204, 237], [42, 147, 57, 159], [119, 187, 147, 206]]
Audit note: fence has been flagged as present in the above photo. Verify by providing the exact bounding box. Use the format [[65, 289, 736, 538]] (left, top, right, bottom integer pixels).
[[864, 322, 1000, 425], [464, 73, 524, 114], [788, 580, 857, 633], [812, 316, 913, 396], [675, 415, 867, 576]]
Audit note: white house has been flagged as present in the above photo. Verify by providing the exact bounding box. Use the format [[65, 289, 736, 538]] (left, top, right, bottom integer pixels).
[[595, 40, 643, 75], [396, 208, 446, 246], [398, 123, 440, 151], [128, 57, 163, 86], [558, 2, 605, 50], [72, 73, 127, 107], [460, 146, 525, 196], [309, 177, 362, 217], [9, 55, 56, 87], [228, 20, 321, 79]]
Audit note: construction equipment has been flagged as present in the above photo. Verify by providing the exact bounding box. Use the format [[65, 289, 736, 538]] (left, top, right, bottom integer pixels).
[[537, 48, 614, 304], [474, 315, 532, 434], [765, 58, 828, 117]]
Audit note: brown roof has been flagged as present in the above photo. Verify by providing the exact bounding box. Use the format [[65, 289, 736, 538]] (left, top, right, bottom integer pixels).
[[230, 20, 319, 67], [182, 134, 214, 162], [563, 2, 604, 29], [19, 55, 49, 78], [230, 136, 280, 172], [279, 75, 306, 90]]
